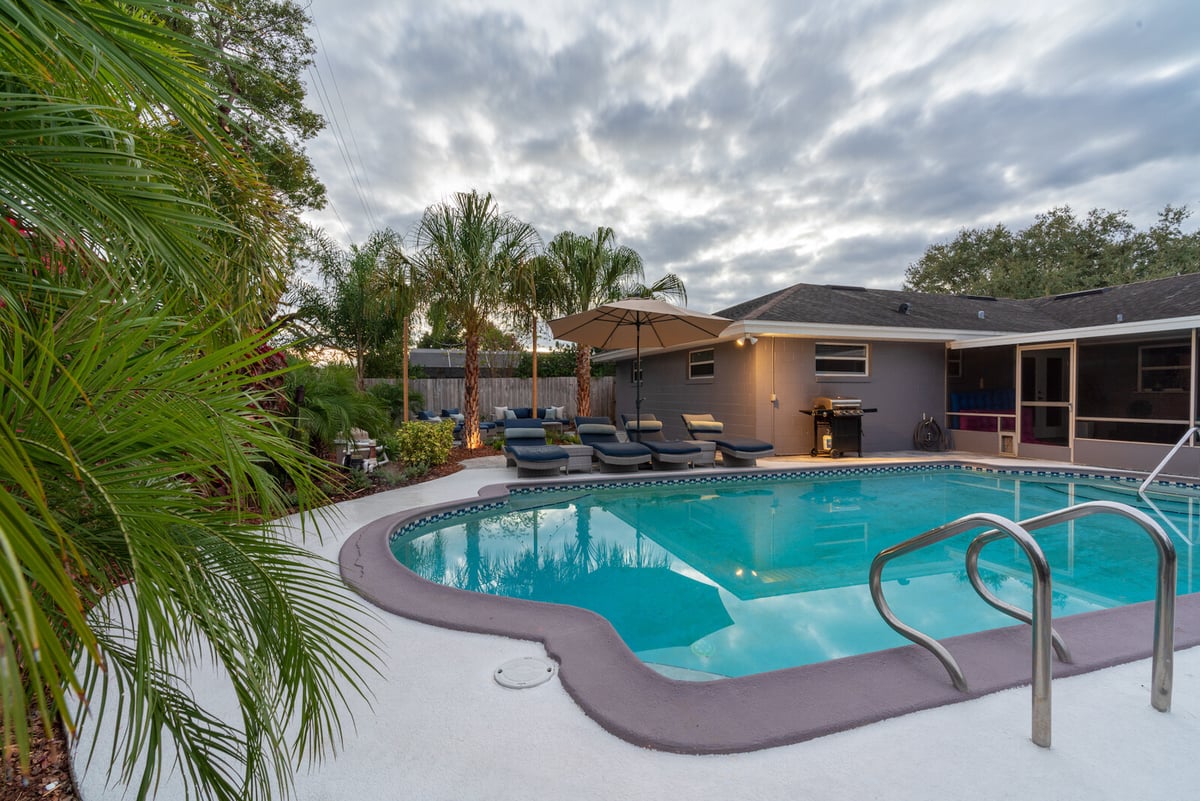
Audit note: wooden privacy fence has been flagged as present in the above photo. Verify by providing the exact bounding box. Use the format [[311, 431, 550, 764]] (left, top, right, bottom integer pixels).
[[365, 376, 615, 421]]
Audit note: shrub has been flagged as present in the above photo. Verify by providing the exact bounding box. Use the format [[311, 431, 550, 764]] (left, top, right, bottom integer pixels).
[[368, 381, 425, 426], [392, 419, 454, 472]]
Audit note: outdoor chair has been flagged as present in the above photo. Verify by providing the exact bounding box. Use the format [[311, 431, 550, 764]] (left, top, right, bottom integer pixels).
[[503, 418, 569, 477], [620, 413, 701, 469], [680, 413, 775, 467], [574, 416, 652, 472]]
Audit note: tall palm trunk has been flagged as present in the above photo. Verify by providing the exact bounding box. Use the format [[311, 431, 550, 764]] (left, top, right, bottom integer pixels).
[[575, 346, 591, 417], [463, 332, 481, 448]]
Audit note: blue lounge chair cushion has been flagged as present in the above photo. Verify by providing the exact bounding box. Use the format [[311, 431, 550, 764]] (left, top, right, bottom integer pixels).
[[644, 440, 700, 456], [716, 437, 773, 454], [505, 425, 547, 441], [592, 441, 652, 459], [505, 444, 567, 463]]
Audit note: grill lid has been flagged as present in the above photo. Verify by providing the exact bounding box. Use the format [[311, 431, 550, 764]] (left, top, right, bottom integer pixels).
[[812, 396, 862, 411]]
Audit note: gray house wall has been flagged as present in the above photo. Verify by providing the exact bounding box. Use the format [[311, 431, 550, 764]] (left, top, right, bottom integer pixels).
[[613, 338, 946, 455]]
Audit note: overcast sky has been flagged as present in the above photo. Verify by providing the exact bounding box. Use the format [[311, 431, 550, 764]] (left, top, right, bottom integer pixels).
[[300, 0, 1200, 315]]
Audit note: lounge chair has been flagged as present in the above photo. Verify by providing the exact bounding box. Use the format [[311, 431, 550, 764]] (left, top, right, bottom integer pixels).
[[574, 416, 652, 472], [503, 418, 569, 477], [620, 413, 701, 469], [680, 413, 775, 467]]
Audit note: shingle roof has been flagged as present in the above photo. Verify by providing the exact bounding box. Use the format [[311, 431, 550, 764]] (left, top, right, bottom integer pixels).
[[1025, 273, 1200, 328], [716, 284, 1062, 332], [715, 273, 1200, 334]]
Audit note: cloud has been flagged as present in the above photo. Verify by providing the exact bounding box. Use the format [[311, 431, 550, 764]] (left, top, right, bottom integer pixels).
[[301, 0, 1200, 316]]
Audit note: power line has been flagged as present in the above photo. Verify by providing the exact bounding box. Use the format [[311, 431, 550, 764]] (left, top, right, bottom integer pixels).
[[306, 16, 381, 236]]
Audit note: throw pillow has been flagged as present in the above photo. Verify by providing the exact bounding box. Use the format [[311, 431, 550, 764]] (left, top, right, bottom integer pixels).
[[493, 405, 509, 421]]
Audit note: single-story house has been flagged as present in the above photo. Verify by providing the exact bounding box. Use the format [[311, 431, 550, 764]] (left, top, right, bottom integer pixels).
[[597, 273, 1200, 474]]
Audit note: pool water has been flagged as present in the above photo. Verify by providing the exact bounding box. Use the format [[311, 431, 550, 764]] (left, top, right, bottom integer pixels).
[[390, 467, 1200, 679]]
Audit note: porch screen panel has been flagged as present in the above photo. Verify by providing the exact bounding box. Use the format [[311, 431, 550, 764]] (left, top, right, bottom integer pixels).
[[1076, 338, 1192, 444]]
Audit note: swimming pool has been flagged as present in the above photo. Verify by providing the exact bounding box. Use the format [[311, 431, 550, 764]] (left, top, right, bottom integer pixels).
[[388, 466, 1197, 679], [340, 461, 1200, 753]]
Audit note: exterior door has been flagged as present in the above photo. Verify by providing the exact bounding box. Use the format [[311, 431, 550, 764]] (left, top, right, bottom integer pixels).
[[1017, 343, 1074, 461]]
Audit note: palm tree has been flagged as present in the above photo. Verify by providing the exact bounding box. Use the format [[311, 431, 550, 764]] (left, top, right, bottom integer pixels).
[[545, 227, 687, 416], [414, 191, 542, 447], [373, 234, 426, 421], [506, 250, 564, 413], [2, 4, 376, 799], [290, 227, 402, 390]]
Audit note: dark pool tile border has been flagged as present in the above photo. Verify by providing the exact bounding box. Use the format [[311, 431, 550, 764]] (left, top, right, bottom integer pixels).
[[338, 462, 1200, 754]]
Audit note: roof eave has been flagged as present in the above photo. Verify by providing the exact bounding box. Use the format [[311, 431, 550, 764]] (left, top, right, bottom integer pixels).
[[589, 322, 1017, 362], [949, 315, 1200, 350]]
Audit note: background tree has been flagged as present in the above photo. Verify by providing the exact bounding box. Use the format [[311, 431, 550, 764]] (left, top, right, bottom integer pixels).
[[1, 3, 375, 798], [176, 0, 326, 214], [506, 251, 564, 409], [904, 205, 1200, 298], [155, 0, 331, 333], [545, 227, 686, 416], [416, 304, 467, 348], [371, 238, 426, 420], [290, 228, 402, 390], [414, 190, 541, 447]]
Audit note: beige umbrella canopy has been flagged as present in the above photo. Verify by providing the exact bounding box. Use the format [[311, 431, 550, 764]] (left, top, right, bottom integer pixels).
[[548, 298, 732, 432]]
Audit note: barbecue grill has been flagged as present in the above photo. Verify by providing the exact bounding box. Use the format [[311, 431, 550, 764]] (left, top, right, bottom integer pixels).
[[800, 396, 876, 457]]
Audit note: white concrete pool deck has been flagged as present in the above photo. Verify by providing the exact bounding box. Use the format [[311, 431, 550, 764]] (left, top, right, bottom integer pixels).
[[75, 452, 1200, 800]]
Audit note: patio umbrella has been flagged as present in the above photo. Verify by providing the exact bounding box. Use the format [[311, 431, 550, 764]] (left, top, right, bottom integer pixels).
[[538, 566, 734, 652], [548, 298, 731, 438]]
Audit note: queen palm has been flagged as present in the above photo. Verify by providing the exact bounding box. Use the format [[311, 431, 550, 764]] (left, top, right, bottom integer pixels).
[[372, 233, 426, 421], [415, 191, 541, 447], [2, 3, 376, 799], [506, 249, 564, 412], [545, 227, 687, 416], [290, 227, 403, 391]]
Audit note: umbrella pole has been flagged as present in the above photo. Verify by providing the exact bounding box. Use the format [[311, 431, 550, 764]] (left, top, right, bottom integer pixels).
[[634, 319, 642, 443]]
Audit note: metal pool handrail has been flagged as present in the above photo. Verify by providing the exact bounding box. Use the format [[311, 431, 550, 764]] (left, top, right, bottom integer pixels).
[[965, 500, 1177, 714], [1139, 425, 1199, 496], [869, 512, 1055, 747]]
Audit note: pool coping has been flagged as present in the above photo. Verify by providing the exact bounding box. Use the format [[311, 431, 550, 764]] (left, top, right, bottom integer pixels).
[[338, 461, 1200, 754]]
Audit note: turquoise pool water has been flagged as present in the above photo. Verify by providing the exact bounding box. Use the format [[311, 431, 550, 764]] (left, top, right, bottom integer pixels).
[[390, 467, 1200, 679]]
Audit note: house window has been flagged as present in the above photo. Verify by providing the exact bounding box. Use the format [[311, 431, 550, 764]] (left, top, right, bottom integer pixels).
[[816, 342, 868, 376], [631, 359, 643, 385], [947, 350, 962, 379], [1138, 342, 1190, 392], [688, 348, 715, 379]]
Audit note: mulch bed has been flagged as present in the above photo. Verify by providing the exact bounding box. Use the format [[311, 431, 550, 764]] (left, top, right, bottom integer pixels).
[[2, 445, 498, 801]]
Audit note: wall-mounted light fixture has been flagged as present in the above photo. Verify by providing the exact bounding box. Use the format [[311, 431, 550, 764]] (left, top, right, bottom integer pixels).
[[736, 336, 758, 346]]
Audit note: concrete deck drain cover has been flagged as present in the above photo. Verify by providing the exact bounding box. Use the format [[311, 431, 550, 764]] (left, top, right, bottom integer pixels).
[[494, 657, 557, 689]]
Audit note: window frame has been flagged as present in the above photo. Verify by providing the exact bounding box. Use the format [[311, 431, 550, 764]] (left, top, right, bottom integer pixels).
[[815, 342, 869, 377], [1137, 342, 1190, 393], [688, 347, 715, 380]]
